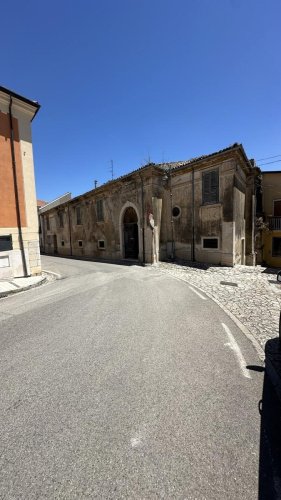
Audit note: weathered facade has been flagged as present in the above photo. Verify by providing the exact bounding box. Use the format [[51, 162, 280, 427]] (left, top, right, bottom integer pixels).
[[261, 171, 281, 267], [39, 144, 258, 267], [0, 86, 41, 278]]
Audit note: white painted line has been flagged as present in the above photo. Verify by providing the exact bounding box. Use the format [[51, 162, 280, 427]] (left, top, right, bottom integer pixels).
[[188, 285, 207, 300], [222, 323, 251, 379]]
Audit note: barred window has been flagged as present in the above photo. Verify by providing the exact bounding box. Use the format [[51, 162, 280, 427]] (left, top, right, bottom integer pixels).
[[96, 200, 104, 221], [202, 170, 219, 204]]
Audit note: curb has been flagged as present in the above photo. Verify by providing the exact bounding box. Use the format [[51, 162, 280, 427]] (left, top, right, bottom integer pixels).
[[0, 270, 61, 299], [0, 276, 47, 299], [42, 269, 62, 280], [156, 268, 265, 361], [157, 268, 281, 403]]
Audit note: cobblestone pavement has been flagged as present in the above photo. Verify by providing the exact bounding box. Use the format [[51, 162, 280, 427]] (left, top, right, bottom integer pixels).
[[153, 261, 281, 352]]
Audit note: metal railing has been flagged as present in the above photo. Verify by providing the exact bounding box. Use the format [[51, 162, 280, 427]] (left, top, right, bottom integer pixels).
[[268, 216, 281, 230]]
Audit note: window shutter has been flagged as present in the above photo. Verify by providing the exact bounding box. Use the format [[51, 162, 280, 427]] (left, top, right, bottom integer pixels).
[[203, 170, 219, 204]]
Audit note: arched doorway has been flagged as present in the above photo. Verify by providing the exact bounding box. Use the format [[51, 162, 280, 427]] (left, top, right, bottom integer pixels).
[[123, 206, 139, 259]]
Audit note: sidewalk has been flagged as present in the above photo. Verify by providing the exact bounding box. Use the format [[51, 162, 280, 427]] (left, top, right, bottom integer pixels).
[[0, 273, 48, 298]]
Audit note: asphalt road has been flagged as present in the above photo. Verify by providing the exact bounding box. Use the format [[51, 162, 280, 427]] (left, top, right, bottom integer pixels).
[[0, 256, 276, 499]]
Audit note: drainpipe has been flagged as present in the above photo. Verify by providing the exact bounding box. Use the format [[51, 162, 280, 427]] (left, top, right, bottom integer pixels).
[[252, 191, 256, 266], [138, 173, 145, 265], [67, 205, 73, 256], [191, 167, 195, 262], [9, 97, 28, 276], [169, 169, 175, 260]]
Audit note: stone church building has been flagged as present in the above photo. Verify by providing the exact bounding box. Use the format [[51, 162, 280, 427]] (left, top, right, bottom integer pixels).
[[40, 143, 259, 267]]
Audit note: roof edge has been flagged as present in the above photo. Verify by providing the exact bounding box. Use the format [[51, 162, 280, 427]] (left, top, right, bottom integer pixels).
[[0, 85, 40, 115]]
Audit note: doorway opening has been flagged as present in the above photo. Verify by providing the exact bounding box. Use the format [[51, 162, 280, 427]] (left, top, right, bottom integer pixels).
[[123, 207, 139, 259]]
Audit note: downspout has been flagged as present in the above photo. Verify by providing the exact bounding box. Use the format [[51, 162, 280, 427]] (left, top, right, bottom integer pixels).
[[169, 168, 175, 260], [138, 173, 145, 265], [9, 97, 28, 276], [191, 167, 195, 262], [67, 205, 73, 256], [252, 186, 256, 266]]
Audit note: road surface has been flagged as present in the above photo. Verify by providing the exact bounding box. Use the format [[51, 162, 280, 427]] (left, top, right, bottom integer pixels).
[[0, 256, 276, 499]]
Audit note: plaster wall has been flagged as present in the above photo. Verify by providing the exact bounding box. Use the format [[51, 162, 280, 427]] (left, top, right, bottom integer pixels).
[[0, 92, 41, 277], [262, 172, 281, 267], [42, 173, 159, 264]]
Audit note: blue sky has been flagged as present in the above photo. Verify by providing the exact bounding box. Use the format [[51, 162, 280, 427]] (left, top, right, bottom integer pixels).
[[2, 0, 281, 201]]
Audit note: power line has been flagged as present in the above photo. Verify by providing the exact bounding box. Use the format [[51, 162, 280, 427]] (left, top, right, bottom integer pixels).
[[257, 154, 281, 161], [257, 159, 281, 167]]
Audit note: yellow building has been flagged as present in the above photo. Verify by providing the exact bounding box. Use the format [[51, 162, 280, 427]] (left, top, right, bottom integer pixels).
[[262, 171, 281, 268]]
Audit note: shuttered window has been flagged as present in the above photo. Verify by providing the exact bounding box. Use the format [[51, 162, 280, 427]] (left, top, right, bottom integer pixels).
[[274, 200, 281, 216], [202, 170, 219, 204], [96, 200, 104, 221], [76, 206, 82, 225], [59, 211, 64, 228]]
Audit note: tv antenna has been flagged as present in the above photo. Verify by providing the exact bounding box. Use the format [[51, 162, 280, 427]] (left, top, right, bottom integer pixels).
[[110, 160, 114, 180]]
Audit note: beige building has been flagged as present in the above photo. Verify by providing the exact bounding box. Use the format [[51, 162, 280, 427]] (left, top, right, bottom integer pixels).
[[261, 171, 281, 267], [0, 86, 41, 278], [40, 143, 259, 267]]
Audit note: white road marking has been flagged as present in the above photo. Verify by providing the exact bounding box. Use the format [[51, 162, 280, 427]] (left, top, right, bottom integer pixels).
[[188, 285, 207, 300], [222, 322, 251, 379]]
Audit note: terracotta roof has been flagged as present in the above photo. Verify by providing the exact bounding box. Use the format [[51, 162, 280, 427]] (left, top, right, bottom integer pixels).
[[153, 143, 246, 172], [37, 199, 47, 207], [40, 143, 250, 211]]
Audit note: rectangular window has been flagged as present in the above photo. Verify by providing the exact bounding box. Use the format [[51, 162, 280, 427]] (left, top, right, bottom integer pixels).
[[78, 240, 83, 247], [0, 235, 12, 252], [59, 211, 64, 228], [96, 200, 104, 221], [203, 238, 219, 249], [202, 170, 219, 204], [61, 240, 65, 247], [272, 237, 281, 257], [98, 240, 105, 249], [76, 206, 82, 225], [274, 200, 281, 217]]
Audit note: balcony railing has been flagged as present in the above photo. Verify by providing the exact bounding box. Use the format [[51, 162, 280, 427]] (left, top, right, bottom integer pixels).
[[268, 216, 281, 230]]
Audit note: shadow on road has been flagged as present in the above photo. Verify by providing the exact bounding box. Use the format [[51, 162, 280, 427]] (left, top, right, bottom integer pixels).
[[259, 338, 281, 499]]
